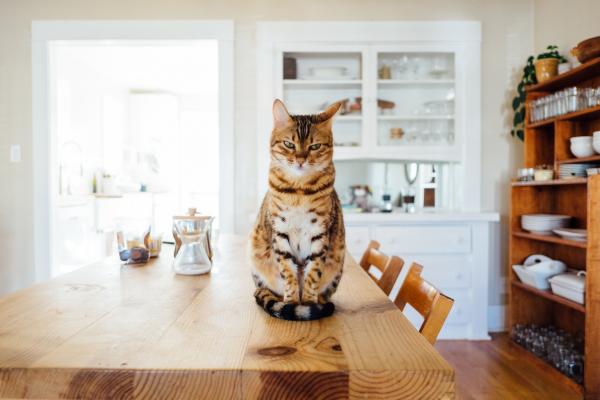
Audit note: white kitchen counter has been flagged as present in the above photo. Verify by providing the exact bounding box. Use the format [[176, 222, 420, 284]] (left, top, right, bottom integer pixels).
[[343, 210, 500, 223]]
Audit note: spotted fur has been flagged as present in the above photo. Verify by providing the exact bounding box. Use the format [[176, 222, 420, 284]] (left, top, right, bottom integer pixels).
[[249, 99, 345, 321]]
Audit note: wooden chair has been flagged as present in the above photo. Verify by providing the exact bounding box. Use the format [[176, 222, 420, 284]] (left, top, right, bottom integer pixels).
[[394, 263, 454, 344], [359, 240, 404, 296]]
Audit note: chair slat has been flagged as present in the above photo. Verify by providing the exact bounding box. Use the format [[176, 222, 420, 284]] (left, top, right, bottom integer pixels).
[[394, 263, 454, 344], [358, 240, 404, 296]]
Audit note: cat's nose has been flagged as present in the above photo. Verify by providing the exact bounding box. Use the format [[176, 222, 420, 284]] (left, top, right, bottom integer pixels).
[[297, 158, 306, 167]]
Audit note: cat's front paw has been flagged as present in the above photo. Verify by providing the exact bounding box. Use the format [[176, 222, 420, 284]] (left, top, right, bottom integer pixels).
[[283, 292, 300, 304]]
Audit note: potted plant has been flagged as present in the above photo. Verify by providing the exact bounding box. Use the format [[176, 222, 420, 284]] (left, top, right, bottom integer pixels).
[[535, 45, 568, 83], [511, 56, 536, 141]]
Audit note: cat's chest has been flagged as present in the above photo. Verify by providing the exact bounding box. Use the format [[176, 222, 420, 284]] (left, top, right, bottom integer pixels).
[[273, 206, 323, 260]]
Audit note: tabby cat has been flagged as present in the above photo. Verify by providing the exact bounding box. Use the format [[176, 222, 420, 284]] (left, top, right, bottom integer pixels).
[[250, 99, 346, 321]]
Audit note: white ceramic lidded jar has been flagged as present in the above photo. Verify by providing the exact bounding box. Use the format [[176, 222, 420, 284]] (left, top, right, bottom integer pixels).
[[172, 208, 214, 275]]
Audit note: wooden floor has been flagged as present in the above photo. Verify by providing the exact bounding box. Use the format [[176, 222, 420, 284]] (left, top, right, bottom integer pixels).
[[436, 334, 582, 400]]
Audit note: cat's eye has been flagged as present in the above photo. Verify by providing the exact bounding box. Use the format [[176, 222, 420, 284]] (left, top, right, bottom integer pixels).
[[283, 141, 295, 149], [309, 143, 321, 151]]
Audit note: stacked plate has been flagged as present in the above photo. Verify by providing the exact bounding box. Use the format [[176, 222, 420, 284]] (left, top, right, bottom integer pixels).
[[521, 214, 571, 236], [553, 228, 587, 242], [559, 163, 588, 179]]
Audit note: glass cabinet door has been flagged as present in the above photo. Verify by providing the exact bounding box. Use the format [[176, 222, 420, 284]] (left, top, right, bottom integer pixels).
[[374, 50, 456, 151], [278, 49, 365, 149]]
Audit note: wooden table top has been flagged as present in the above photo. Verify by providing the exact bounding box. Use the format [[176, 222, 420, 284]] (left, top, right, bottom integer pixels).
[[0, 235, 454, 399]]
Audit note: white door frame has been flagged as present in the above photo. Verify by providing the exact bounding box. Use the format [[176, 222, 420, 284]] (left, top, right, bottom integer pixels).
[[31, 20, 234, 282]]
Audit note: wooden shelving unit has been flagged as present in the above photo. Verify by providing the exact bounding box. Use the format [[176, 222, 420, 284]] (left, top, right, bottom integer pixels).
[[509, 57, 600, 397]]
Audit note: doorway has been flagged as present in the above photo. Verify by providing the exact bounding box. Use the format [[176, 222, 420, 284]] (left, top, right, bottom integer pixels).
[[32, 21, 234, 279]]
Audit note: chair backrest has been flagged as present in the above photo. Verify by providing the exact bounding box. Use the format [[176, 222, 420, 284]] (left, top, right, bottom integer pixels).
[[359, 240, 404, 296], [394, 263, 454, 344]]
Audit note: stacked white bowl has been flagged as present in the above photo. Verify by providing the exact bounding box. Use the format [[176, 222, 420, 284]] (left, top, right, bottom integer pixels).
[[570, 136, 594, 158], [521, 214, 571, 236], [559, 163, 589, 178], [594, 131, 600, 154]]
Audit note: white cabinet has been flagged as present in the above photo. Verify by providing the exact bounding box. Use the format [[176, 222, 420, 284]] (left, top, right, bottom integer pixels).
[[345, 214, 497, 340], [257, 21, 482, 211], [275, 45, 464, 162]]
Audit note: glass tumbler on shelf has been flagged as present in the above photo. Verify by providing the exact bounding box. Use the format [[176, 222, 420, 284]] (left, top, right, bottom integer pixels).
[[172, 214, 214, 275]]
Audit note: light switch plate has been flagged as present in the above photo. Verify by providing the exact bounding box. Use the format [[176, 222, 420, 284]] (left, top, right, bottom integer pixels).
[[10, 145, 21, 162]]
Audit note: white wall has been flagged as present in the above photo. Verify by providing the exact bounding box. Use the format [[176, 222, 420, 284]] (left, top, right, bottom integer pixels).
[[534, 0, 600, 63], [0, 1, 534, 304]]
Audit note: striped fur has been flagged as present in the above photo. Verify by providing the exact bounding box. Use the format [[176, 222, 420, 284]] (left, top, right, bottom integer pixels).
[[250, 99, 345, 321]]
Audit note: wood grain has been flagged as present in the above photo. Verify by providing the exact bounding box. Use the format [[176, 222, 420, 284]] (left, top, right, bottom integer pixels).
[[436, 334, 583, 400], [0, 235, 454, 399], [586, 175, 600, 398]]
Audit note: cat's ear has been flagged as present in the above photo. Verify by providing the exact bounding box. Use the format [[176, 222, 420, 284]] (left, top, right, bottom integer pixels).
[[273, 99, 291, 128], [318, 102, 342, 124]]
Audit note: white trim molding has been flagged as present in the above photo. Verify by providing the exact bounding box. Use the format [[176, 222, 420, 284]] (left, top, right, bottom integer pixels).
[[31, 20, 234, 282]]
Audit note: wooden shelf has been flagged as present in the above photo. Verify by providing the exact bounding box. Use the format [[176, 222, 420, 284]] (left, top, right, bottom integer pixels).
[[527, 57, 600, 93], [511, 178, 587, 187], [526, 105, 600, 128], [378, 115, 453, 121], [378, 79, 454, 85], [511, 280, 586, 313], [508, 340, 584, 395], [283, 79, 361, 86], [527, 118, 555, 129], [512, 230, 587, 249], [515, 54, 600, 397], [558, 155, 600, 164]]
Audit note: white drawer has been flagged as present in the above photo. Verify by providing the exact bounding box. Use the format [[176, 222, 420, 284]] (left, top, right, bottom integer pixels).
[[345, 225, 370, 257], [408, 255, 472, 289], [443, 291, 471, 326], [373, 225, 471, 254]]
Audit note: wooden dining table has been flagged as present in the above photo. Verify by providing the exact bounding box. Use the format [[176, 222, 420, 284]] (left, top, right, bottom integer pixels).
[[0, 235, 455, 399]]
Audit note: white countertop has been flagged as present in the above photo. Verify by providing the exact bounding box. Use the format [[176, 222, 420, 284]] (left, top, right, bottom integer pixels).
[[343, 210, 500, 223]]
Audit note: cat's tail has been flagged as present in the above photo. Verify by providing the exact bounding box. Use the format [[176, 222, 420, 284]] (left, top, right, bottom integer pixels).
[[254, 288, 335, 321]]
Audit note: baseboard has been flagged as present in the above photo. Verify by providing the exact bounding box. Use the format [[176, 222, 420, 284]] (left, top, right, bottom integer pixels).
[[488, 305, 507, 332]]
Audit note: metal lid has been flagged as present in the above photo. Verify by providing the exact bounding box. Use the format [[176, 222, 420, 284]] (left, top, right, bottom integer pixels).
[[173, 207, 213, 221]]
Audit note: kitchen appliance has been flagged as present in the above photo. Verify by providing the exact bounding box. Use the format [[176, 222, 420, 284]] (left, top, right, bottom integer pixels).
[[172, 209, 214, 275], [381, 194, 393, 213], [349, 185, 372, 212]]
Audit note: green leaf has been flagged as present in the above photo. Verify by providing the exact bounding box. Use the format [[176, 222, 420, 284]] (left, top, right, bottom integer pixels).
[[517, 129, 524, 141], [514, 108, 525, 124], [512, 97, 521, 111]]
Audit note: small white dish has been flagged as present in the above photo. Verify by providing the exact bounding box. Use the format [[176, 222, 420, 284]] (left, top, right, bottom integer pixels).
[[552, 228, 587, 242], [570, 136, 592, 143], [549, 271, 586, 304], [571, 143, 595, 158]]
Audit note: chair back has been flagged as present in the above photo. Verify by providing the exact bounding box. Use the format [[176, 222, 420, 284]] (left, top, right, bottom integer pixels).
[[359, 240, 404, 296], [394, 263, 454, 344]]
